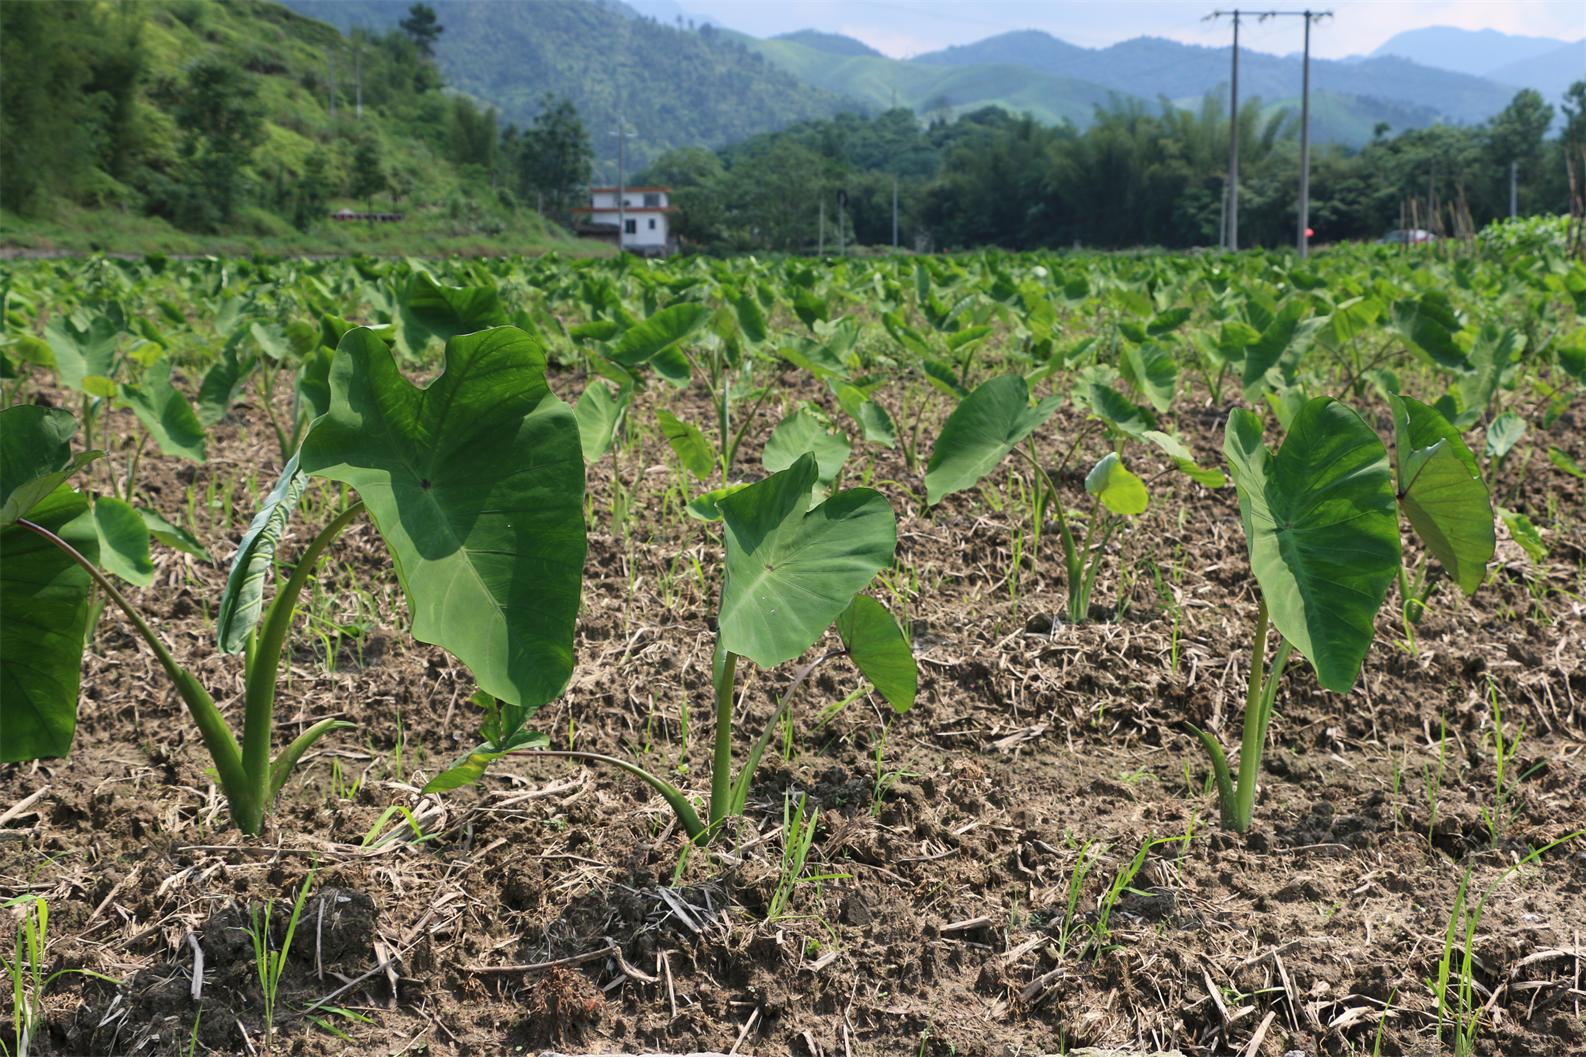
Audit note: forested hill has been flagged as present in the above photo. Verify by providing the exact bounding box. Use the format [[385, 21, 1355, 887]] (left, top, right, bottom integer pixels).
[[0, 0, 583, 252], [282, 0, 853, 175]]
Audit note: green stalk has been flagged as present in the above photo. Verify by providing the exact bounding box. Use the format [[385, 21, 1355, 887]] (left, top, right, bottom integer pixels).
[[708, 643, 739, 826], [1016, 444, 1081, 608], [528, 750, 709, 841], [238, 500, 364, 833], [1231, 596, 1293, 831], [17, 516, 248, 812]]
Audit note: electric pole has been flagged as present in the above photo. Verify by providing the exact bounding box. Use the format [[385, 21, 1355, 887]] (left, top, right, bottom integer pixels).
[[1509, 159, 1518, 218], [892, 174, 899, 251], [611, 115, 636, 253], [1209, 10, 1332, 254]]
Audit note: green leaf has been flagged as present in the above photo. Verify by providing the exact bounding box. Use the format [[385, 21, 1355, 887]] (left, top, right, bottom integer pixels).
[[1389, 395, 1493, 597], [400, 272, 507, 353], [1223, 399, 1400, 692], [1392, 292, 1466, 370], [1147, 306, 1191, 336], [657, 408, 715, 479], [728, 287, 768, 344], [120, 360, 206, 463], [925, 376, 1061, 505], [1456, 325, 1522, 420], [761, 408, 850, 497], [1243, 299, 1304, 397], [835, 384, 897, 449], [300, 326, 587, 707], [1498, 507, 1547, 563], [573, 380, 626, 463], [0, 487, 98, 761], [1141, 430, 1225, 488], [836, 595, 916, 714], [687, 482, 750, 521], [1084, 453, 1149, 516], [610, 303, 710, 367], [1077, 377, 1155, 439], [92, 496, 154, 586], [0, 406, 93, 527], [1483, 412, 1526, 460], [197, 337, 253, 427], [45, 310, 121, 393], [1548, 447, 1585, 479], [139, 506, 212, 562], [423, 728, 548, 792], [718, 453, 896, 669], [1120, 342, 1178, 413], [217, 454, 309, 653]]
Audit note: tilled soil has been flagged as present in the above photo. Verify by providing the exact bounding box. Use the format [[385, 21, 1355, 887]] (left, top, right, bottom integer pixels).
[[3, 368, 1583, 1057]]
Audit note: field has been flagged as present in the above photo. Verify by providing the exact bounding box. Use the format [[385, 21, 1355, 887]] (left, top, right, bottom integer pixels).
[[1, 238, 1583, 1057]]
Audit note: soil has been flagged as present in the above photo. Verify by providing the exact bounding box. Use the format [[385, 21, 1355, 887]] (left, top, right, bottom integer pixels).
[[3, 363, 1583, 1057]]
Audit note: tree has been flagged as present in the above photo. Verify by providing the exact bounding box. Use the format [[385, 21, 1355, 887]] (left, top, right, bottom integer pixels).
[[350, 138, 386, 219], [1486, 89, 1555, 214], [515, 95, 592, 218], [399, 3, 442, 58], [166, 59, 265, 230], [292, 153, 331, 231]]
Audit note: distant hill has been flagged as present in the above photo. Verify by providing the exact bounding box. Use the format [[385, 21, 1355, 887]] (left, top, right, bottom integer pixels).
[[282, 0, 854, 174], [1485, 39, 1586, 102], [773, 30, 882, 58], [913, 31, 1522, 134], [1370, 26, 1570, 79]]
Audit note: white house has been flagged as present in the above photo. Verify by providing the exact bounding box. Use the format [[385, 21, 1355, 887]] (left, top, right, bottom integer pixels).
[[571, 186, 676, 255]]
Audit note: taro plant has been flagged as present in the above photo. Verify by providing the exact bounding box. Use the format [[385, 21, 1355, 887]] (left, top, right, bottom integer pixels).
[[1193, 397, 1402, 832], [0, 325, 586, 836], [428, 452, 916, 846]]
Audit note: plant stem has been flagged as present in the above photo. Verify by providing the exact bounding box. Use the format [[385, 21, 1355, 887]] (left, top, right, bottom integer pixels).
[[239, 500, 364, 833], [1231, 596, 1294, 831], [708, 644, 739, 826]]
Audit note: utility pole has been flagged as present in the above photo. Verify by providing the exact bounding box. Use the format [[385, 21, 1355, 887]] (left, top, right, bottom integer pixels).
[[818, 198, 825, 255], [327, 57, 337, 117], [888, 176, 900, 253], [1509, 159, 1518, 218], [1209, 10, 1332, 254], [837, 189, 847, 256], [346, 37, 363, 120], [611, 114, 636, 253]]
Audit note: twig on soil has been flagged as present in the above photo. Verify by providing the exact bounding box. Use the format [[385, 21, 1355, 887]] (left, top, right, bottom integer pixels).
[[728, 1006, 761, 1055], [185, 932, 204, 1001], [463, 943, 617, 974], [0, 784, 49, 827]]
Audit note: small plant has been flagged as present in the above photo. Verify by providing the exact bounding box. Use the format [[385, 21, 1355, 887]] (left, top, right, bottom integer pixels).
[[1479, 683, 1544, 844], [2, 896, 116, 1057], [767, 792, 849, 921], [1423, 717, 1449, 847], [246, 867, 316, 1052]]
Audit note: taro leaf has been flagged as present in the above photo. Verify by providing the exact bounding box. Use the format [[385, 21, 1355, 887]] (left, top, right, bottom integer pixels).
[[197, 334, 253, 426], [0, 486, 98, 761], [836, 594, 916, 714], [1483, 412, 1526, 460], [249, 322, 293, 362], [925, 375, 1061, 505], [1243, 299, 1305, 397], [1084, 453, 1149, 516], [882, 311, 932, 358], [121, 360, 206, 462], [718, 453, 895, 669], [1147, 307, 1191, 336], [922, 360, 966, 400], [570, 319, 621, 344], [1559, 335, 1586, 386], [1141, 430, 1225, 488], [1389, 395, 1493, 597], [1499, 507, 1547, 563], [92, 496, 154, 586], [1223, 398, 1400, 693], [762, 408, 850, 497], [1392, 292, 1466, 370], [658, 408, 715, 479], [573, 380, 626, 464], [423, 693, 547, 793], [1120, 342, 1178, 413], [139, 506, 212, 562], [217, 453, 308, 653], [1549, 447, 1586, 479], [728, 288, 768, 344], [299, 326, 586, 707], [610, 303, 710, 367], [1457, 325, 1523, 423], [295, 344, 333, 421], [1078, 377, 1155, 439], [0, 406, 97, 527], [45, 311, 120, 393], [686, 482, 750, 522], [400, 273, 507, 353], [836, 383, 897, 449]]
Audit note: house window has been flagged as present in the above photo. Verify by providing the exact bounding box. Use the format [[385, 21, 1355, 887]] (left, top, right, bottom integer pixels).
[[648, 218, 656, 230], [624, 219, 637, 235], [643, 192, 662, 207]]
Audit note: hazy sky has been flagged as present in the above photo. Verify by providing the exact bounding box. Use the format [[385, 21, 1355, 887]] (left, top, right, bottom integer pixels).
[[668, 1, 1585, 59]]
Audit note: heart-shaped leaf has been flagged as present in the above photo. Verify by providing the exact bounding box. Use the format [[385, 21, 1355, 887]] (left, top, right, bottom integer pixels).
[[762, 408, 850, 498], [1224, 398, 1400, 692], [658, 409, 715, 479], [0, 486, 98, 761], [120, 360, 206, 463], [574, 380, 627, 463], [1483, 412, 1526, 460], [925, 376, 1061, 505], [610, 303, 710, 367], [1121, 342, 1178, 413], [1, 406, 95, 527], [718, 453, 896, 669], [300, 326, 587, 706], [1390, 395, 1493, 596], [400, 272, 507, 354], [1243, 299, 1305, 397], [836, 595, 916, 714], [1084, 453, 1149, 516], [92, 496, 154, 586], [45, 310, 121, 394], [139, 506, 212, 562], [1142, 430, 1225, 488]]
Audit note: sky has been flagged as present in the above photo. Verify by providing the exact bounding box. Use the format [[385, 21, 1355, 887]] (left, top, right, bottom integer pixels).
[[656, 0, 1586, 60]]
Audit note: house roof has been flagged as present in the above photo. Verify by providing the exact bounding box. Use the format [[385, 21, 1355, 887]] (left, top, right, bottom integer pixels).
[[589, 185, 670, 194], [570, 206, 677, 214]]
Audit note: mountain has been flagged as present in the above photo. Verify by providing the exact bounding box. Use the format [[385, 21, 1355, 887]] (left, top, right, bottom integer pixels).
[[282, 0, 853, 174], [913, 31, 1522, 133], [773, 30, 882, 58], [1370, 26, 1570, 79], [1485, 39, 1586, 102]]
